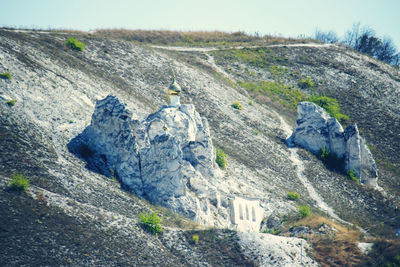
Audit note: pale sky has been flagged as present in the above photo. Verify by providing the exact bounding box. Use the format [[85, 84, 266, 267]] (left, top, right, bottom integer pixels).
[[1, 0, 399, 48]]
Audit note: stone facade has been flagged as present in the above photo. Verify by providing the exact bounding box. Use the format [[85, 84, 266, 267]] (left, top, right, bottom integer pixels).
[[229, 196, 264, 232], [69, 95, 268, 231]]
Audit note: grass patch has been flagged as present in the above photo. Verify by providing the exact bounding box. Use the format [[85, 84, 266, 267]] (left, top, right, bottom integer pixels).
[[229, 48, 288, 68], [237, 67, 349, 123], [261, 229, 281, 235], [8, 173, 30, 192], [347, 169, 360, 182], [0, 72, 12, 80], [238, 81, 349, 123], [298, 76, 314, 89], [192, 234, 199, 244], [238, 80, 308, 109], [298, 205, 311, 218], [231, 101, 242, 110], [138, 210, 163, 235], [287, 191, 300, 201], [308, 95, 350, 124], [215, 148, 227, 169], [6, 99, 16, 106], [212, 48, 289, 70], [66, 37, 86, 51], [270, 65, 289, 81]]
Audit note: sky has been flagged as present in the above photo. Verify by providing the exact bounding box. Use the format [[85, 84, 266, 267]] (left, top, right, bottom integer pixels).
[[1, 0, 399, 49]]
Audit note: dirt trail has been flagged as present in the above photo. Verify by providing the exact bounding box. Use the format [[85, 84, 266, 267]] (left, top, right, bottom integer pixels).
[[151, 43, 333, 52], [274, 111, 352, 226], [154, 42, 349, 224]]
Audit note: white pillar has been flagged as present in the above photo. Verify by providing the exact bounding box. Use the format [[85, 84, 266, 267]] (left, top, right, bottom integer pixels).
[[170, 95, 180, 107]]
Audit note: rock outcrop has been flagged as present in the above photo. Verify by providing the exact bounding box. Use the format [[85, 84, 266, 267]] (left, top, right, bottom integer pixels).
[[288, 102, 377, 186], [69, 95, 230, 225]]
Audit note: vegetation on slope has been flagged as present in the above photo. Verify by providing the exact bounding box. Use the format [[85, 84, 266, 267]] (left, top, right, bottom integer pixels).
[[1, 27, 399, 266], [65, 37, 86, 51], [315, 22, 400, 66], [8, 173, 30, 192], [93, 29, 316, 47], [0, 71, 12, 79]]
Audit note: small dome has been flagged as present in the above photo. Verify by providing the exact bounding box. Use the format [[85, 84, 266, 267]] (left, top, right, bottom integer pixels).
[[168, 78, 181, 95]]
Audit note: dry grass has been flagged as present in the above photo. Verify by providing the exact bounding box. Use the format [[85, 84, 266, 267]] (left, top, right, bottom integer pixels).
[[295, 215, 358, 239], [359, 238, 400, 266], [2, 27, 318, 46], [91, 29, 315, 46], [287, 215, 365, 266], [154, 205, 203, 231]]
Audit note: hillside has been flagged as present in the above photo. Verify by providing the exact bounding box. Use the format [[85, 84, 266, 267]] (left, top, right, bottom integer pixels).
[[0, 28, 399, 266]]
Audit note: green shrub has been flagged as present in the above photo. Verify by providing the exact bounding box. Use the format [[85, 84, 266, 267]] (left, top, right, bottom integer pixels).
[[231, 101, 242, 110], [262, 229, 281, 235], [382, 254, 400, 267], [6, 99, 16, 106], [66, 37, 86, 51], [8, 173, 29, 192], [0, 72, 12, 80], [216, 148, 227, 169], [318, 147, 330, 162], [298, 77, 314, 89], [138, 210, 163, 235], [215, 148, 227, 169], [308, 95, 350, 124], [192, 234, 199, 244], [287, 191, 300, 201], [248, 100, 253, 106], [347, 169, 360, 182], [298, 205, 311, 218]]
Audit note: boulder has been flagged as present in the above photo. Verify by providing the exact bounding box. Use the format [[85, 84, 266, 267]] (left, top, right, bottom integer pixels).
[[289, 102, 377, 186]]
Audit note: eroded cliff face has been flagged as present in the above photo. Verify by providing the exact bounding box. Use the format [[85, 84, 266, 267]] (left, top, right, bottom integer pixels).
[[1, 29, 399, 266], [289, 102, 378, 185], [69, 95, 233, 226]]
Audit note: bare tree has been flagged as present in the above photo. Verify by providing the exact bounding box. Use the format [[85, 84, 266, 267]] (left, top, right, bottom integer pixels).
[[343, 22, 362, 49], [343, 22, 375, 49], [393, 53, 400, 66], [315, 29, 339, 44], [357, 33, 381, 56], [342, 22, 399, 65], [376, 37, 398, 64]]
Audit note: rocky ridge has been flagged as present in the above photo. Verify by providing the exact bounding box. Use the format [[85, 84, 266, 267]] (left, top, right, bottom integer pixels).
[[69, 94, 230, 226], [289, 102, 378, 185], [1, 28, 399, 266]]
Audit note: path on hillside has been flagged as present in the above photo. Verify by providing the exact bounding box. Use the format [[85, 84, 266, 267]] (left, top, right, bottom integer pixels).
[[155, 42, 355, 226], [153, 43, 334, 87], [275, 112, 351, 225], [151, 43, 333, 52]]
